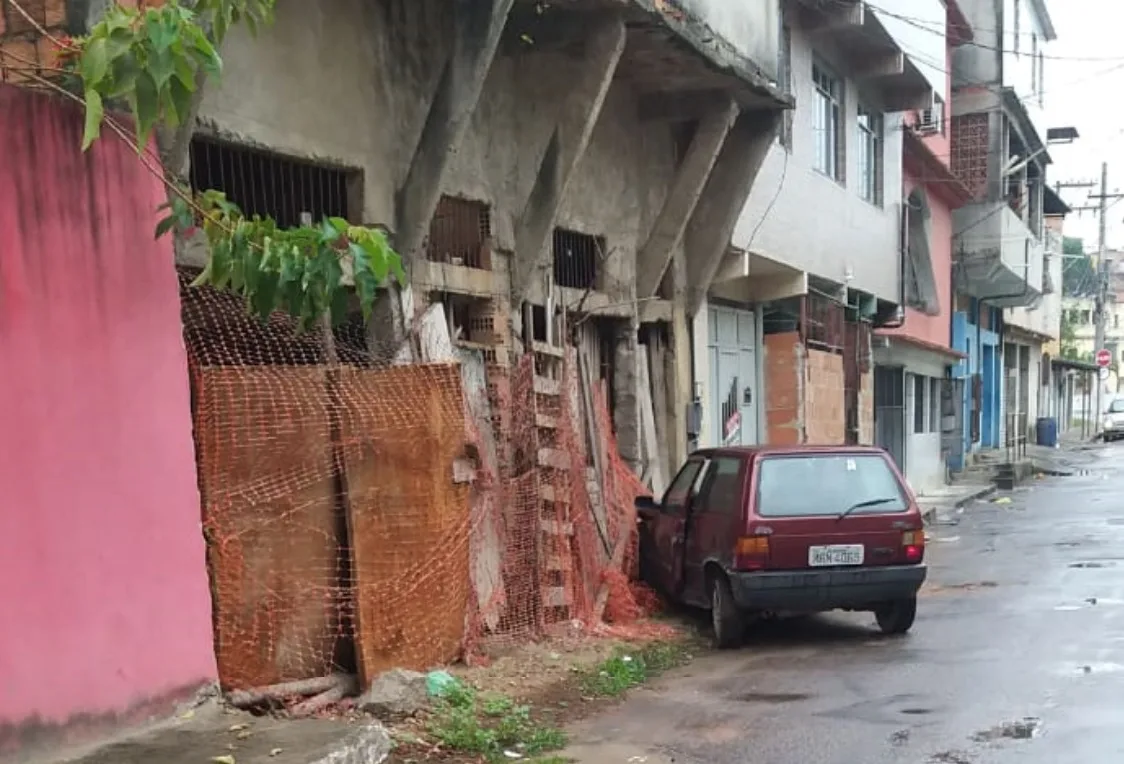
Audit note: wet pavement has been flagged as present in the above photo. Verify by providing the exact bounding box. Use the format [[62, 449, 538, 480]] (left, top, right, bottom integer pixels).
[[564, 443, 1124, 764]]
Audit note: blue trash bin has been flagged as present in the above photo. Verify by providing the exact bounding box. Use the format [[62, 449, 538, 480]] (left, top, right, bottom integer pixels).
[[1036, 416, 1058, 447]]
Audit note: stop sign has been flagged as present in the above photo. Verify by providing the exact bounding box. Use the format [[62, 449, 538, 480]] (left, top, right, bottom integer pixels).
[[1096, 348, 1112, 367]]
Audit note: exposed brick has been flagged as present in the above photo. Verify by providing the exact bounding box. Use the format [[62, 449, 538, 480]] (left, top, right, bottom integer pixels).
[[44, 0, 64, 28], [4, 0, 45, 34], [0, 37, 36, 82]]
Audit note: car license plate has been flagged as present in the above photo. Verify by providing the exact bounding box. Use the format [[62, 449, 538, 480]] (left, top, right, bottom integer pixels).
[[808, 544, 865, 567]]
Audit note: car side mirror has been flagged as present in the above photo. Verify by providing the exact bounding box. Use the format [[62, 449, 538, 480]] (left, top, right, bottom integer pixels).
[[635, 495, 660, 512]]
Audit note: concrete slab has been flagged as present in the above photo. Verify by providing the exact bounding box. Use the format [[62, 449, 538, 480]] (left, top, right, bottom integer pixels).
[[917, 483, 996, 525], [32, 704, 389, 764]]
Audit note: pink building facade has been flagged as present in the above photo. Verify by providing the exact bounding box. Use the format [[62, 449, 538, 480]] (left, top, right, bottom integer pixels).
[[0, 86, 216, 757], [872, 3, 974, 495]]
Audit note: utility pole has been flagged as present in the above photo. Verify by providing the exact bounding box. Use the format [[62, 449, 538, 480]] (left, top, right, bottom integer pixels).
[[1082, 163, 1124, 421]]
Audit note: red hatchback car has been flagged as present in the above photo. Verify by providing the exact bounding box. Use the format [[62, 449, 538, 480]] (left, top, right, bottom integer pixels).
[[636, 445, 927, 647]]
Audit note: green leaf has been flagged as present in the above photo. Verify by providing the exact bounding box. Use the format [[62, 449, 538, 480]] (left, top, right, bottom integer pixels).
[[147, 47, 177, 91], [80, 37, 109, 87], [131, 70, 160, 150], [328, 217, 349, 234], [330, 287, 350, 327], [154, 213, 178, 239], [81, 90, 104, 152], [252, 269, 280, 321], [166, 75, 193, 127]]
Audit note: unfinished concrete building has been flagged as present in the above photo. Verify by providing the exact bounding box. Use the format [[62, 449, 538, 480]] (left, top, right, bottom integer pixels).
[[179, 0, 789, 479]]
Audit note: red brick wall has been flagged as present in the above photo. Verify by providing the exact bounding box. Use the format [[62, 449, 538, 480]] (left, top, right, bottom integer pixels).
[[858, 370, 874, 445], [950, 111, 990, 201], [764, 332, 803, 445], [805, 349, 845, 444]]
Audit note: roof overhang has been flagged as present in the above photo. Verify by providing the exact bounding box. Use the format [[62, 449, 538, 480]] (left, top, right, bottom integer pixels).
[[1001, 87, 1050, 166], [1028, 0, 1058, 41], [904, 129, 973, 208], [1044, 184, 1071, 216]]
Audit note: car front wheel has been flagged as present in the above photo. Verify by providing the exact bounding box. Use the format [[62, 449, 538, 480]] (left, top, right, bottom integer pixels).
[[875, 597, 917, 635], [711, 574, 744, 649]]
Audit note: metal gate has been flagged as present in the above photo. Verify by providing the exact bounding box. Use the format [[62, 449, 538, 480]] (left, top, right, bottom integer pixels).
[[874, 366, 906, 470]]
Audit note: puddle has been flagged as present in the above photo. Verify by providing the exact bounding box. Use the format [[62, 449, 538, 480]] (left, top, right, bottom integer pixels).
[[1069, 561, 1117, 569], [929, 753, 973, 764], [901, 707, 933, 715], [1069, 662, 1124, 676], [732, 692, 811, 704], [1107, 518, 1124, 526], [972, 717, 1042, 742]]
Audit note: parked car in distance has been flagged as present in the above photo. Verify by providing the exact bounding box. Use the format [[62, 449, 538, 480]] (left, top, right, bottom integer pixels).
[[1103, 398, 1124, 442], [636, 445, 927, 647]]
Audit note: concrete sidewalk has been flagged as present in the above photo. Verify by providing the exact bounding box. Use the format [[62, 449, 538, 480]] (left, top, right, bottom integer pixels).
[[28, 703, 389, 764], [916, 482, 995, 525]]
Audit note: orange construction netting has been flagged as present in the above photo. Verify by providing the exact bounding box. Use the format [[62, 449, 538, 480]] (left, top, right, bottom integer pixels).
[[179, 270, 656, 693]]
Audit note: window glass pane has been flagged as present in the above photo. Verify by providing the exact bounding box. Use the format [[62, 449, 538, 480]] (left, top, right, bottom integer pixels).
[[665, 459, 705, 508], [913, 375, 926, 433], [757, 455, 907, 517], [697, 457, 744, 515], [930, 378, 941, 432]]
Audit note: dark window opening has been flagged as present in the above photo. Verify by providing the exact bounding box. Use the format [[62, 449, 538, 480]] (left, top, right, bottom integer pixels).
[[913, 374, 926, 434], [434, 292, 502, 364], [553, 228, 603, 290], [189, 137, 354, 228], [426, 196, 493, 269], [804, 291, 845, 353]]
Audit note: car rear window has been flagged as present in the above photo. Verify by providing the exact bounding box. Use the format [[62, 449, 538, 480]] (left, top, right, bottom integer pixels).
[[1110, 399, 1124, 413], [756, 454, 908, 517]]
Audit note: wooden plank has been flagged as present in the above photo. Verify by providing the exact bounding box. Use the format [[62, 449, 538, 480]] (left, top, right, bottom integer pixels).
[[196, 367, 339, 690], [342, 363, 470, 684], [532, 341, 565, 358], [457, 348, 506, 632], [538, 447, 570, 470], [543, 587, 572, 608], [638, 344, 666, 496], [419, 302, 456, 362], [540, 519, 574, 536], [534, 375, 562, 396], [577, 348, 612, 556], [648, 334, 671, 489]]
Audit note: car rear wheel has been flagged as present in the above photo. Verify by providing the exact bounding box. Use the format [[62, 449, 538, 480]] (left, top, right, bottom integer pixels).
[[875, 597, 917, 635], [710, 574, 744, 649]]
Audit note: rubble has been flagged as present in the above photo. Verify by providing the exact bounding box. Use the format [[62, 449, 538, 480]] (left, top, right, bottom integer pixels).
[[359, 669, 429, 719]]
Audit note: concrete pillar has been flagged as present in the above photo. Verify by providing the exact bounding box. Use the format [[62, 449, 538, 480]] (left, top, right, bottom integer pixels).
[[510, 17, 626, 307], [668, 250, 693, 466], [636, 99, 739, 299], [684, 109, 781, 316], [612, 318, 642, 474], [395, 0, 514, 261]]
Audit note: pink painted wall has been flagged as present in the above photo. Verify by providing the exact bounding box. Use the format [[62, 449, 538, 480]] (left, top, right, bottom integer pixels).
[[0, 86, 215, 748], [882, 40, 956, 350]]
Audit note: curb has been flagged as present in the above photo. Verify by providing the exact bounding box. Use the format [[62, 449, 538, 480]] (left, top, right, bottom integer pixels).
[[920, 484, 996, 525]]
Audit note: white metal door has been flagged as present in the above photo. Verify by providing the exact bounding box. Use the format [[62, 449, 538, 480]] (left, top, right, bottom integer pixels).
[[707, 306, 758, 447]]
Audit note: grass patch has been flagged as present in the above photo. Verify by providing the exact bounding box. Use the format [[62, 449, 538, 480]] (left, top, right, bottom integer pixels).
[[427, 683, 567, 762], [580, 640, 692, 697]]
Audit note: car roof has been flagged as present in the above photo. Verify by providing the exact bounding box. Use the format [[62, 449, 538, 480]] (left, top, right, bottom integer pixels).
[[692, 444, 889, 459]]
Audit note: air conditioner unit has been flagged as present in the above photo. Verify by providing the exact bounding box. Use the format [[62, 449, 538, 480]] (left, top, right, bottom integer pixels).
[[916, 94, 944, 135]]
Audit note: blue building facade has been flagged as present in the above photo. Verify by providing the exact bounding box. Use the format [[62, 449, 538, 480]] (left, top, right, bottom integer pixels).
[[949, 300, 1003, 470]]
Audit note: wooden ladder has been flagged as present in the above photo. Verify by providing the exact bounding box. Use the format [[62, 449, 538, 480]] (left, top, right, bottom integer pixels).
[[531, 338, 574, 624]]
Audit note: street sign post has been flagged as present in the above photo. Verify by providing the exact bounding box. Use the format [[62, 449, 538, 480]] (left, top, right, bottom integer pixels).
[[1096, 348, 1112, 368], [1100, 366, 1111, 382]]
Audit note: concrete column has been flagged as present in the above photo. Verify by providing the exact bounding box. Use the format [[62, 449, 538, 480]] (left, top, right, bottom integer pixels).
[[395, 0, 514, 261], [668, 250, 693, 465], [636, 99, 739, 299], [684, 109, 781, 316], [510, 17, 627, 306], [612, 318, 643, 473]]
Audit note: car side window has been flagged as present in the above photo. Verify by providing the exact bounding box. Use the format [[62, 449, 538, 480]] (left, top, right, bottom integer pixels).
[[695, 456, 744, 515], [663, 458, 706, 513]]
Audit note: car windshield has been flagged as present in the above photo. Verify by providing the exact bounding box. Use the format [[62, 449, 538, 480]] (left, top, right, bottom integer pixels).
[[756, 454, 908, 518], [1109, 399, 1124, 414]]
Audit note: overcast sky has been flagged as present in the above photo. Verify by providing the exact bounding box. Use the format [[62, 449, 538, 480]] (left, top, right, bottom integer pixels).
[[1044, 2, 1124, 250]]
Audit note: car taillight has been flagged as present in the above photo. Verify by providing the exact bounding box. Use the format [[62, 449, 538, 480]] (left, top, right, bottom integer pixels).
[[735, 535, 770, 570], [902, 530, 924, 562]]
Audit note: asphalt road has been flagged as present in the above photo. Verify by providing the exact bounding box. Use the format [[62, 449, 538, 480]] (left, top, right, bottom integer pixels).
[[564, 444, 1124, 764]]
